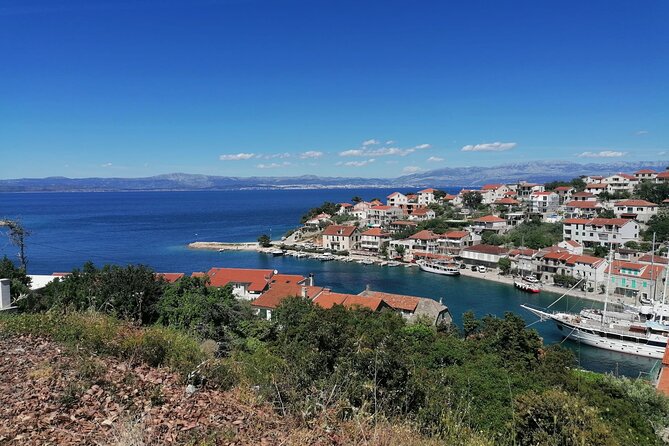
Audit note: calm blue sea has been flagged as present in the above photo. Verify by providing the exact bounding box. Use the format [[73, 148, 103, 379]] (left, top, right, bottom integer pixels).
[[0, 189, 657, 377]]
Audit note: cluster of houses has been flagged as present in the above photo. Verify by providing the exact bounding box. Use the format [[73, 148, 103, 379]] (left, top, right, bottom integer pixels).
[[296, 168, 669, 301]]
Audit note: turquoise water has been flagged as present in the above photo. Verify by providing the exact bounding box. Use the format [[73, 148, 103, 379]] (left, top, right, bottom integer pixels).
[[0, 190, 658, 377]]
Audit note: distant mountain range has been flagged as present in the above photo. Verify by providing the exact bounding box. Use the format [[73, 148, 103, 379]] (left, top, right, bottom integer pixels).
[[1, 160, 666, 192]]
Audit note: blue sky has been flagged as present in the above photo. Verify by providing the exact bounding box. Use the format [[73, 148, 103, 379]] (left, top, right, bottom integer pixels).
[[1, 0, 667, 179]]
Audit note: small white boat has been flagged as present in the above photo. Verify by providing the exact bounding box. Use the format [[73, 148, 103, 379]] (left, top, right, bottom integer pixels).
[[514, 281, 541, 293], [418, 260, 460, 276], [270, 249, 285, 256], [387, 261, 400, 267]]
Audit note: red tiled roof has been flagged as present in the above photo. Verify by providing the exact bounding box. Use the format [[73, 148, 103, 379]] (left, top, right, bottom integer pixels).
[[156, 273, 185, 283], [585, 183, 607, 188], [572, 192, 594, 197], [563, 240, 582, 247], [387, 192, 403, 198], [206, 268, 274, 292], [494, 197, 520, 205], [411, 207, 433, 215], [391, 220, 418, 226], [554, 186, 573, 191], [565, 201, 599, 209], [313, 291, 387, 311], [564, 218, 590, 224], [615, 199, 658, 207], [462, 244, 508, 255], [638, 255, 669, 265], [359, 290, 419, 312], [657, 172, 669, 179], [503, 191, 517, 196], [473, 215, 506, 223], [270, 274, 306, 285], [482, 184, 503, 190], [339, 203, 353, 207], [635, 169, 656, 174], [409, 230, 440, 241], [607, 261, 665, 280], [509, 248, 537, 257], [362, 228, 390, 237], [413, 252, 453, 260], [443, 194, 456, 200], [191, 272, 206, 278], [542, 252, 605, 266], [371, 205, 393, 211], [443, 230, 469, 239], [252, 284, 325, 309], [322, 225, 358, 237], [615, 173, 637, 180], [418, 188, 437, 194], [589, 218, 632, 227]]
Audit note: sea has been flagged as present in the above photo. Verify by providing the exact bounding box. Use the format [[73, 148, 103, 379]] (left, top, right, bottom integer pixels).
[[0, 189, 658, 377]]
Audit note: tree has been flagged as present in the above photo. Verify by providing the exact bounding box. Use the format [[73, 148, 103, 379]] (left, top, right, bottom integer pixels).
[[570, 177, 586, 192], [351, 196, 363, 203], [644, 214, 669, 243], [635, 182, 669, 204], [462, 191, 483, 210], [394, 244, 406, 259], [592, 245, 609, 258], [498, 257, 511, 274], [482, 231, 507, 246], [513, 390, 615, 446], [597, 208, 615, 218], [258, 234, 271, 247], [0, 256, 31, 300], [0, 219, 29, 270]]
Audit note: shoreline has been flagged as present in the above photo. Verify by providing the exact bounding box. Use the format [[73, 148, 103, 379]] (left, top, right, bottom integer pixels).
[[187, 240, 635, 307]]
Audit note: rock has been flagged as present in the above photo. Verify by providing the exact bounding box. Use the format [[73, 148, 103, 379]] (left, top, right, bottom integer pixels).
[[185, 384, 197, 395]]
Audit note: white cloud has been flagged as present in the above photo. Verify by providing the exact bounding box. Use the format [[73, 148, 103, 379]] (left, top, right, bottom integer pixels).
[[577, 150, 627, 158], [427, 156, 444, 162], [362, 139, 380, 146], [299, 150, 324, 159], [461, 142, 517, 152], [337, 158, 376, 167], [262, 152, 291, 159], [413, 143, 431, 150], [659, 151, 666, 156], [635, 130, 649, 135], [219, 153, 256, 161], [385, 140, 395, 145], [339, 147, 415, 157], [256, 161, 292, 169], [101, 162, 113, 167], [402, 166, 423, 174]]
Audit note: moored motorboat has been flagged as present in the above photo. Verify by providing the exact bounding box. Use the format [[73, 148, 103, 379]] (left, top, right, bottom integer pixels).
[[418, 260, 460, 276], [514, 280, 541, 293]]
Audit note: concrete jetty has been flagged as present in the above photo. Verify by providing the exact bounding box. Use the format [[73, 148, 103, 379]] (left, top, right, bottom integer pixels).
[[188, 241, 259, 251]]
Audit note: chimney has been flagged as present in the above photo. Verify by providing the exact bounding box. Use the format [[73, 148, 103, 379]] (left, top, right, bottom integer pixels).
[[308, 273, 314, 287], [301, 286, 308, 299], [0, 279, 11, 310], [365, 284, 371, 292]]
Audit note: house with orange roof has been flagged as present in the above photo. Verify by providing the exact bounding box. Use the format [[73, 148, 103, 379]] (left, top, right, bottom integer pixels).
[[358, 288, 452, 325], [480, 184, 511, 203], [206, 267, 276, 300], [584, 175, 605, 184], [461, 244, 509, 268], [388, 220, 418, 233], [563, 200, 602, 219], [529, 191, 559, 214], [322, 224, 361, 251], [604, 173, 639, 194], [635, 169, 657, 182], [407, 229, 442, 255], [508, 248, 539, 276], [305, 212, 332, 228], [437, 230, 479, 256], [537, 252, 608, 289], [515, 181, 545, 200], [359, 227, 391, 254], [613, 199, 658, 223], [417, 188, 438, 205], [337, 203, 353, 214], [493, 197, 521, 208], [471, 215, 508, 233], [552, 186, 574, 204], [251, 273, 325, 320], [156, 273, 185, 283], [408, 206, 436, 222], [386, 191, 408, 207], [367, 205, 403, 227], [570, 191, 597, 202], [607, 260, 666, 301], [312, 290, 391, 312], [584, 183, 608, 195], [563, 217, 639, 248], [657, 171, 669, 184], [557, 239, 584, 255]]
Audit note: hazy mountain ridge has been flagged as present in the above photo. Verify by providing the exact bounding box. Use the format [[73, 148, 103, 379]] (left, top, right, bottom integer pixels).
[[1, 160, 666, 192]]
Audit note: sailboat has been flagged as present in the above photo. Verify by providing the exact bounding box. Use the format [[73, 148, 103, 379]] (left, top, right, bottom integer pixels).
[[522, 251, 669, 359]]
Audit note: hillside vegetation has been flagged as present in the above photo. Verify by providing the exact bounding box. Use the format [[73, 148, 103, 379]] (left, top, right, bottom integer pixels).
[[3, 259, 669, 445]]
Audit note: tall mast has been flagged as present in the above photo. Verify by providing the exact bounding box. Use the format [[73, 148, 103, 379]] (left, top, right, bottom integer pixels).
[[651, 232, 657, 301], [602, 249, 614, 324]]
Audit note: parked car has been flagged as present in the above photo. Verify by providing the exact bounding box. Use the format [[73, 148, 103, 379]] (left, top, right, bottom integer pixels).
[[477, 266, 487, 273], [470, 265, 478, 271], [459, 263, 467, 269]]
